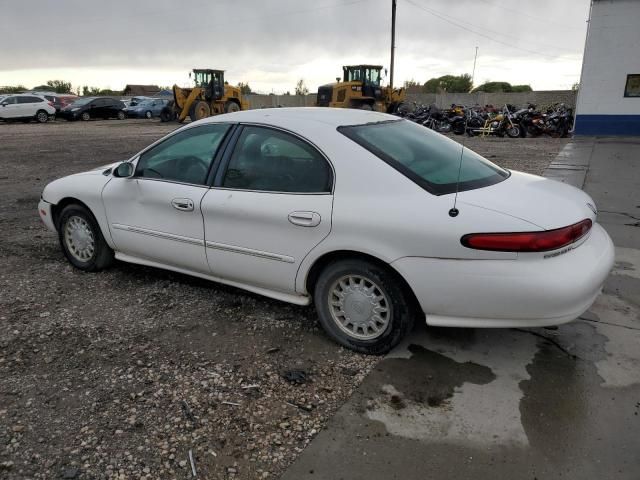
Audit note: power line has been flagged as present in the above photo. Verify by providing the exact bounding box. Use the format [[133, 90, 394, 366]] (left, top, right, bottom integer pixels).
[[479, 0, 586, 31], [403, 0, 575, 61], [404, 0, 577, 55]]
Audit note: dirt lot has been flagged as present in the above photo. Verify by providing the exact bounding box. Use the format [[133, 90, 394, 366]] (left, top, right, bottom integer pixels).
[[0, 119, 567, 479]]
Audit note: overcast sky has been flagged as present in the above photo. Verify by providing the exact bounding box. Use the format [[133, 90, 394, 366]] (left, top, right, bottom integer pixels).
[[0, 0, 590, 93]]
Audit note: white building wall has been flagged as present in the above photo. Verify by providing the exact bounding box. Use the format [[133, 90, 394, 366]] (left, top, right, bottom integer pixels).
[[575, 0, 640, 134]]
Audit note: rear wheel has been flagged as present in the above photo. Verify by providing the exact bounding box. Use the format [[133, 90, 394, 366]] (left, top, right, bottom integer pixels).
[[58, 204, 114, 272], [224, 101, 240, 113], [314, 259, 416, 354], [36, 110, 49, 123], [81, 112, 90, 121], [189, 101, 211, 122], [359, 104, 373, 111]]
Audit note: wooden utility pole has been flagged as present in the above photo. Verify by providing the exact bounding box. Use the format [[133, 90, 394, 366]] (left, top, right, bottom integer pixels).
[[390, 0, 396, 89]]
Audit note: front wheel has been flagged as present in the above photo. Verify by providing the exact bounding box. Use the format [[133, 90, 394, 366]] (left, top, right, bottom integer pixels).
[[314, 259, 416, 354], [81, 112, 90, 121], [506, 125, 521, 138], [117, 111, 126, 120], [145, 110, 152, 119], [58, 204, 114, 272]]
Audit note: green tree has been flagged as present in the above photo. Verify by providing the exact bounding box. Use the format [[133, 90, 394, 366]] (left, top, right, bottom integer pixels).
[[238, 82, 252, 95], [295, 79, 309, 96], [472, 81, 531, 93], [45, 80, 73, 93], [403, 79, 420, 88], [0, 85, 27, 94], [422, 74, 472, 93], [32, 84, 55, 92]]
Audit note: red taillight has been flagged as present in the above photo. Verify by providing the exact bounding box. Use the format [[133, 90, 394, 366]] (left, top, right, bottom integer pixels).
[[48, 101, 54, 107], [461, 219, 592, 252]]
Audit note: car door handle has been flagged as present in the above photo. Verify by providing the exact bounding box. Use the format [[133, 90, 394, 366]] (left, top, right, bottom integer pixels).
[[171, 198, 194, 211], [288, 211, 321, 227]]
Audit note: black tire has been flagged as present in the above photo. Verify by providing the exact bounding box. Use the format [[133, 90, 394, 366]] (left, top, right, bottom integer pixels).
[[81, 112, 90, 121], [57, 204, 114, 272], [518, 123, 527, 138], [145, 110, 152, 119], [314, 259, 417, 355], [160, 107, 174, 122], [224, 101, 240, 113], [117, 110, 126, 120], [189, 101, 211, 122], [506, 125, 521, 138], [359, 104, 373, 111], [451, 121, 465, 135], [35, 110, 49, 123]]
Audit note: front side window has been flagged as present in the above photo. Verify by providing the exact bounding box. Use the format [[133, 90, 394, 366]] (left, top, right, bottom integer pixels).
[[2, 96, 17, 104], [340, 120, 509, 195], [136, 124, 231, 185], [222, 126, 332, 193], [18, 96, 42, 104]]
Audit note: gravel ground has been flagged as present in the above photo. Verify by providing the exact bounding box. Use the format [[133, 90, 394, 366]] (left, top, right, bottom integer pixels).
[[0, 119, 567, 479]]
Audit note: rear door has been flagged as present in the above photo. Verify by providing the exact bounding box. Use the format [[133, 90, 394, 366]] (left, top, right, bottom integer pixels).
[[201, 125, 334, 293], [17, 96, 43, 117]]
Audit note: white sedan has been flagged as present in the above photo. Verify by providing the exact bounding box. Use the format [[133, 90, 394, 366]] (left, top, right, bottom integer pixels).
[[38, 108, 614, 354]]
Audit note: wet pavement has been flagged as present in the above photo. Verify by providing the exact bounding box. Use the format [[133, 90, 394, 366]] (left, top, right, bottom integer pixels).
[[280, 137, 640, 480]]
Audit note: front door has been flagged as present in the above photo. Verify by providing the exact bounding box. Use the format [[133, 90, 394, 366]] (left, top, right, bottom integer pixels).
[[102, 123, 232, 273], [1, 96, 20, 118], [201, 125, 334, 294]]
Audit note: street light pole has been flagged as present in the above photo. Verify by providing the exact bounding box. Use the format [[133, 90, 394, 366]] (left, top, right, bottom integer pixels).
[[471, 46, 479, 87], [390, 0, 396, 89]]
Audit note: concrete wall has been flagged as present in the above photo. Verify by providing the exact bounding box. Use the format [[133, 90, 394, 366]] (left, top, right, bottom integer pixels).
[[406, 91, 576, 110], [245, 91, 576, 111], [575, 0, 640, 135]]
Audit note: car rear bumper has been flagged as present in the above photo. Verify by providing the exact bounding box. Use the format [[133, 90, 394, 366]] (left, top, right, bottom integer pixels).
[[38, 198, 57, 232], [392, 223, 615, 328]]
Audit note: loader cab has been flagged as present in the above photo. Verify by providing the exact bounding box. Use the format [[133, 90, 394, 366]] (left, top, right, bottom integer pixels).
[[343, 65, 383, 100], [193, 69, 224, 101]]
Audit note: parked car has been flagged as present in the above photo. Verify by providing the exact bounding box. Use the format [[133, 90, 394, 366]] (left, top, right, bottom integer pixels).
[[30, 91, 79, 113], [58, 97, 126, 121], [124, 98, 170, 119], [38, 108, 614, 354], [0, 94, 55, 123], [129, 96, 151, 107]]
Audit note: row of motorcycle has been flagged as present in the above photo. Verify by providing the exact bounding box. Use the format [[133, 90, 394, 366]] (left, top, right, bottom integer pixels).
[[396, 102, 575, 138]]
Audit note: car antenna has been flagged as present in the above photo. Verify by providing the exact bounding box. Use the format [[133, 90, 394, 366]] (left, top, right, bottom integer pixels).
[[448, 108, 468, 218]]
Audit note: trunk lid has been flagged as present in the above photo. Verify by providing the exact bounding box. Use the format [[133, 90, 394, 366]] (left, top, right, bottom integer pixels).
[[458, 171, 596, 230]]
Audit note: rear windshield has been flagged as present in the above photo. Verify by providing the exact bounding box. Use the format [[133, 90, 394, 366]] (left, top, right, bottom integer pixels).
[[339, 120, 509, 195]]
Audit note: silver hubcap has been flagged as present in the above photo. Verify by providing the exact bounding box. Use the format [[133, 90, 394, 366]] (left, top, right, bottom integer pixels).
[[37, 112, 47, 122], [64, 216, 95, 262], [328, 275, 391, 340]]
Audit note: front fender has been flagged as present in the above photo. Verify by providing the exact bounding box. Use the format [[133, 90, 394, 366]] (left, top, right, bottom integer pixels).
[[41, 172, 115, 248]]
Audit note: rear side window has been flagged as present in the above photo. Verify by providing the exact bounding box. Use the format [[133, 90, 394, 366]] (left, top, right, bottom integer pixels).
[[222, 126, 332, 193], [18, 96, 43, 104], [2, 97, 17, 104], [339, 120, 509, 195]]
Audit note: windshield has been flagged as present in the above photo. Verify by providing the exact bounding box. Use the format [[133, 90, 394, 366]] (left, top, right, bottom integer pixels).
[[70, 97, 93, 106], [339, 120, 509, 195]]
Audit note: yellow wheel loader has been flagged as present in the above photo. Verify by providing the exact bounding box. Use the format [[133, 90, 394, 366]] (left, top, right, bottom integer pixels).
[[316, 65, 406, 113], [160, 69, 249, 123]]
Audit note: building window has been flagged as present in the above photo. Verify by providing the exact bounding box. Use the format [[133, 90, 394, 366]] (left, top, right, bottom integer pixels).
[[624, 74, 640, 98]]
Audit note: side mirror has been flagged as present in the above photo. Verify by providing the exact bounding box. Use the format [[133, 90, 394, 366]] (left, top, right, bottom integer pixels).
[[113, 162, 134, 178]]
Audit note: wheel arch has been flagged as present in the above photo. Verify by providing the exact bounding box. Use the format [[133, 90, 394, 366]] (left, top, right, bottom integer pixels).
[[51, 197, 94, 230], [303, 249, 423, 316]]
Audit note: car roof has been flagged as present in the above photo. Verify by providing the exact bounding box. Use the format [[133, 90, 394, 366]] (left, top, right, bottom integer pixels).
[[202, 107, 396, 129]]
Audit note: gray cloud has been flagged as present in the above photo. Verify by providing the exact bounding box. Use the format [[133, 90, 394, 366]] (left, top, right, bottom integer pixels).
[[0, 0, 590, 90]]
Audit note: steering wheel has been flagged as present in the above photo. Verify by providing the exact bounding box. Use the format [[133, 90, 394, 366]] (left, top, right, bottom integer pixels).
[[177, 156, 209, 183]]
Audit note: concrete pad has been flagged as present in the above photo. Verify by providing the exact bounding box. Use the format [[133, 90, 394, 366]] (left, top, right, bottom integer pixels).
[[281, 138, 640, 480]]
